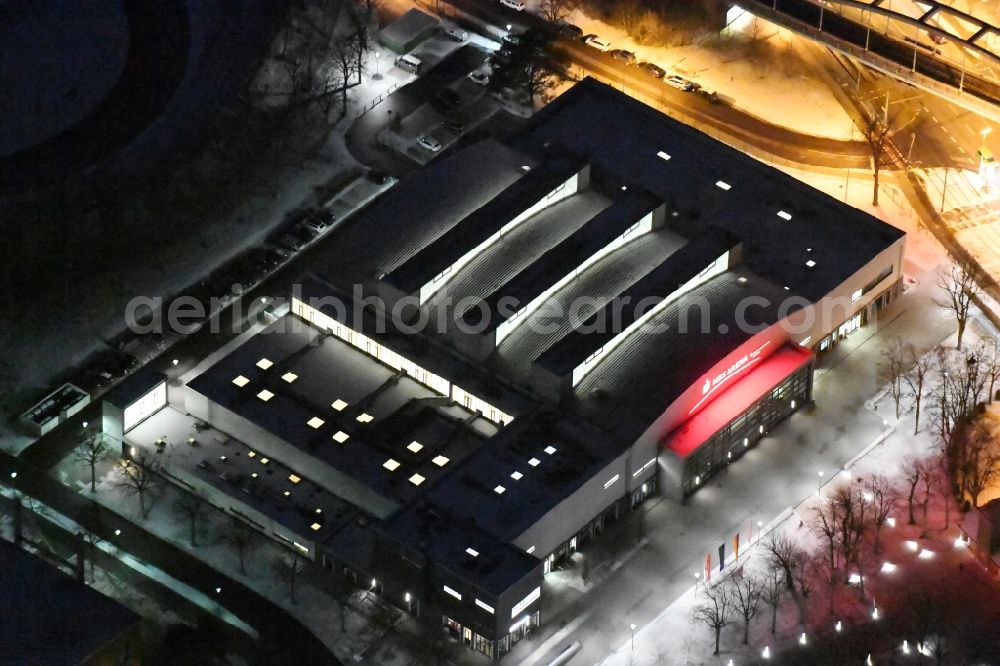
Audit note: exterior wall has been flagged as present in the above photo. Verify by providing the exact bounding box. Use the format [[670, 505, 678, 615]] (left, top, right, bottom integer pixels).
[[183, 389, 399, 519], [783, 235, 906, 350]]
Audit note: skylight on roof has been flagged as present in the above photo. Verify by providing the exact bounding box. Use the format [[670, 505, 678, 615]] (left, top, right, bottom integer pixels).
[[384, 459, 400, 471], [737, 276, 748, 284], [466, 547, 480, 557], [331, 399, 348, 411], [310, 523, 322, 531], [256, 358, 273, 370], [407, 441, 424, 453], [232, 375, 250, 387], [494, 485, 506, 495], [432, 455, 450, 467], [511, 471, 523, 480], [247, 451, 257, 458], [657, 151, 671, 161], [777, 210, 793, 221], [289, 474, 301, 484], [528, 457, 540, 467], [307, 416, 325, 429], [282, 372, 298, 383], [260, 457, 270, 465], [409, 473, 425, 486], [806, 259, 816, 268], [356, 413, 374, 423], [283, 490, 291, 497], [544, 445, 557, 455], [257, 389, 274, 402], [332, 431, 349, 443], [715, 180, 731, 191]]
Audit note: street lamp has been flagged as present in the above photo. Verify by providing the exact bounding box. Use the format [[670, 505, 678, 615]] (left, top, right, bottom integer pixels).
[[374, 50, 381, 79], [817, 470, 824, 491], [630, 623, 636, 652], [881, 419, 889, 445], [756, 520, 763, 546]]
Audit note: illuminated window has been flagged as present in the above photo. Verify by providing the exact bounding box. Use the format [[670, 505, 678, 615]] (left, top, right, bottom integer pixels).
[[432, 455, 450, 467], [310, 523, 322, 531], [409, 473, 425, 486], [383, 459, 400, 471], [256, 358, 273, 370], [851, 288, 862, 303], [544, 445, 556, 455], [288, 474, 301, 484], [247, 451, 257, 458], [331, 399, 348, 411], [716, 180, 731, 191], [494, 485, 506, 495], [315, 508, 322, 514], [407, 441, 424, 453], [526, 546, 535, 554], [260, 458, 270, 465], [657, 150, 671, 161], [510, 471, 523, 480], [357, 412, 374, 423], [332, 431, 349, 443], [806, 259, 816, 268], [283, 490, 291, 497], [476, 599, 495, 614], [466, 547, 480, 557], [603, 474, 620, 489], [232, 375, 250, 387], [257, 389, 274, 402], [281, 372, 298, 383], [528, 457, 540, 467], [777, 210, 792, 221], [307, 417, 325, 429], [443, 585, 462, 600], [251, 472, 258, 479]]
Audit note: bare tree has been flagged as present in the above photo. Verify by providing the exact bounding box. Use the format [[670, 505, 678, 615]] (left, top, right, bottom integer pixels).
[[952, 420, 1000, 508], [810, 499, 839, 574], [113, 453, 160, 518], [903, 344, 933, 434], [902, 458, 923, 525], [728, 571, 764, 644], [223, 518, 257, 575], [538, 0, 580, 22], [73, 432, 113, 492], [830, 485, 868, 579], [274, 551, 305, 603], [880, 337, 907, 419], [330, 35, 363, 114], [692, 582, 733, 655], [763, 533, 802, 592], [867, 475, 899, 554], [936, 260, 982, 351], [977, 335, 1000, 402], [173, 490, 208, 547], [861, 106, 915, 207], [761, 565, 783, 633]]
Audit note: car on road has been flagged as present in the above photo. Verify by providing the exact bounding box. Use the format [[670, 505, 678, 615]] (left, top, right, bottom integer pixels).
[[445, 28, 468, 42], [610, 49, 636, 65], [499, 0, 526, 10], [417, 136, 442, 152], [583, 35, 612, 51], [636, 62, 666, 78], [468, 70, 490, 86], [430, 88, 462, 114], [556, 22, 583, 39], [665, 74, 699, 91]]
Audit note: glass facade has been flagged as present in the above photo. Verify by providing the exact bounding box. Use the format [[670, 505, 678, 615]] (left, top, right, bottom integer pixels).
[[682, 363, 812, 496], [443, 610, 540, 660]]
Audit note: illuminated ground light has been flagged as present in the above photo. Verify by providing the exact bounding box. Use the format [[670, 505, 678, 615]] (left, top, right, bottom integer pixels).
[[901, 640, 911, 655], [918, 549, 935, 560], [834, 620, 842, 632], [954, 536, 967, 548], [761, 645, 771, 659], [871, 606, 880, 620], [798, 632, 807, 645], [904, 540, 919, 551], [886, 516, 896, 527], [847, 573, 862, 584], [880, 562, 897, 573]]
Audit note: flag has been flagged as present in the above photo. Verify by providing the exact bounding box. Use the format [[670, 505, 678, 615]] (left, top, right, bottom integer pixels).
[[748, 519, 753, 547], [718, 543, 726, 571], [704, 553, 712, 582], [733, 533, 740, 560]]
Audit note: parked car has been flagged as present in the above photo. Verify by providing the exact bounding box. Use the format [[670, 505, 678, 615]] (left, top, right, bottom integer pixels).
[[280, 232, 308, 252], [467, 71, 490, 86], [583, 35, 612, 51], [430, 88, 462, 114], [556, 22, 583, 39], [417, 136, 442, 152], [636, 62, 666, 78], [499, 0, 526, 10], [694, 88, 721, 104], [301, 217, 329, 237], [665, 74, 699, 91], [610, 49, 636, 65], [446, 27, 468, 41]]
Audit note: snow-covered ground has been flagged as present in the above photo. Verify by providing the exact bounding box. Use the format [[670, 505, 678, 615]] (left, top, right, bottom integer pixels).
[[555, 7, 856, 140]]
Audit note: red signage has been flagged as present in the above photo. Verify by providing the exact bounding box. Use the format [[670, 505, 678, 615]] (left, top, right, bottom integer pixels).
[[688, 341, 772, 415]]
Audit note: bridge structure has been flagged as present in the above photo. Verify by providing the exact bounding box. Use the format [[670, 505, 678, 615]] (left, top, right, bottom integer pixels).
[[739, 0, 1000, 121]]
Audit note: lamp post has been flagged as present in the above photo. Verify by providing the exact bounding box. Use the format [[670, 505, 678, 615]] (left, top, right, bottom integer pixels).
[[374, 50, 381, 79], [817, 470, 824, 493], [630, 623, 636, 653]]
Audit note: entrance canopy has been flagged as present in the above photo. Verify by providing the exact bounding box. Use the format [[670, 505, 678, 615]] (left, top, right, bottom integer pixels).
[[663, 344, 812, 458]]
